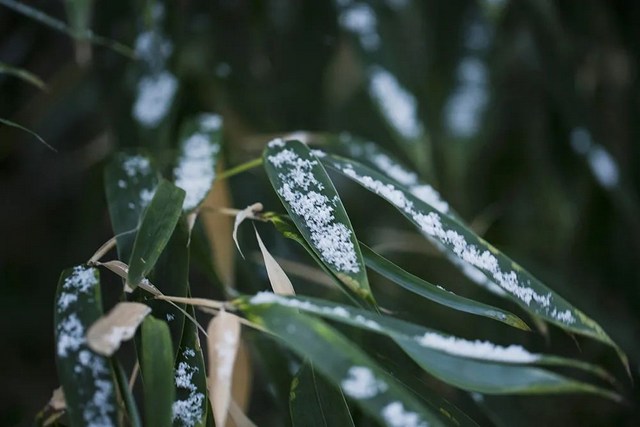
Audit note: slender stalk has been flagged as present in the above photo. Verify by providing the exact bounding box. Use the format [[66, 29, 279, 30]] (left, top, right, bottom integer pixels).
[[215, 157, 263, 181]]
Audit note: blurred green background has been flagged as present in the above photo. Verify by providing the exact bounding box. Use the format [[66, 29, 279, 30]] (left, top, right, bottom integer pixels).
[[1, 0, 639, 425]]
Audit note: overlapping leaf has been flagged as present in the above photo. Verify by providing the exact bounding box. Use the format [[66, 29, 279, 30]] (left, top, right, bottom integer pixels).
[[54, 266, 119, 427], [262, 139, 373, 305]]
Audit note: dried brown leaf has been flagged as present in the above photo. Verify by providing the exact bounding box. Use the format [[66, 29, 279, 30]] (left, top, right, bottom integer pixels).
[[87, 302, 151, 356], [233, 202, 264, 258], [254, 227, 295, 295]]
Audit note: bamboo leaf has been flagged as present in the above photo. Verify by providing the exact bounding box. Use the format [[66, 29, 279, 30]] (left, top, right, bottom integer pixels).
[[173, 304, 208, 427], [174, 114, 223, 212], [239, 293, 619, 399], [141, 316, 176, 427], [241, 302, 449, 427], [54, 265, 119, 427], [319, 153, 627, 366], [262, 139, 373, 304], [113, 360, 142, 427], [207, 309, 241, 427], [87, 302, 151, 356], [128, 179, 185, 288], [0, 117, 56, 151], [255, 226, 295, 296], [104, 152, 159, 262], [361, 243, 529, 330], [233, 203, 264, 257], [0, 61, 47, 89], [290, 361, 355, 427]]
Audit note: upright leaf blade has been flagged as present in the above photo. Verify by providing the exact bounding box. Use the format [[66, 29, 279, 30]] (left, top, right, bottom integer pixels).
[[54, 266, 119, 427], [290, 361, 355, 427], [128, 179, 185, 288], [320, 154, 625, 360], [141, 316, 176, 427], [263, 139, 372, 304]]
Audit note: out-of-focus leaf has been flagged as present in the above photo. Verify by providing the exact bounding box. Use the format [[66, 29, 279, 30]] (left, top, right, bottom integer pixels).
[[240, 293, 619, 399], [173, 304, 208, 427], [141, 316, 176, 427], [104, 152, 159, 261], [0, 61, 46, 89], [173, 113, 223, 212], [87, 302, 151, 356], [0, 117, 55, 151], [361, 243, 529, 330], [241, 302, 448, 427], [263, 139, 373, 305], [290, 361, 354, 427], [54, 265, 119, 427], [114, 360, 142, 427], [233, 203, 263, 257], [63, 0, 93, 36], [207, 310, 241, 427], [255, 226, 295, 296], [128, 179, 185, 288], [320, 153, 627, 368]]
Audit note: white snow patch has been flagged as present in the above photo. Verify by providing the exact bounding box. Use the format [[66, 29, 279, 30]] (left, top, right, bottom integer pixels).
[[215, 331, 239, 381], [268, 147, 360, 273], [133, 71, 178, 128], [134, 31, 173, 68], [445, 57, 488, 138], [341, 366, 387, 399], [382, 402, 428, 427], [416, 332, 539, 362], [369, 66, 423, 140], [172, 354, 205, 427], [122, 155, 151, 178], [339, 3, 380, 51], [570, 127, 620, 189], [57, 314, 85, 357]]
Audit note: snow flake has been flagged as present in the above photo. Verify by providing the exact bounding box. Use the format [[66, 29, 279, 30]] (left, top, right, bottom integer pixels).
[[173, 354, 205, 427], [341, 366, 387, 399]]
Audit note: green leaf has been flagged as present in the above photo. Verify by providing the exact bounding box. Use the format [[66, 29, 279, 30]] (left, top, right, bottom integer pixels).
[[361, 243, 530, 330], [141, 316, 176, 427], [173, 113, 223, 212], [0, 61, 46, 90], [290, 361, 355, 427], [241, 303, 449, 427], [64, 0, 94, 37], [173, 304, 208, 427], [239, 293, 619, 399], [54, 266, 119, 427], [128, 179, 185, 288], [114, 360, 142, 427], [104, 152, 159, 262], [0, 117, 55, 152], [262, 139, 373, 305], [319, 153, 627, 366]]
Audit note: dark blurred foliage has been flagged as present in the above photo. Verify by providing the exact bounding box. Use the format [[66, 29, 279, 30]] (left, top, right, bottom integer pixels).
[[1, 0, 639, 425]]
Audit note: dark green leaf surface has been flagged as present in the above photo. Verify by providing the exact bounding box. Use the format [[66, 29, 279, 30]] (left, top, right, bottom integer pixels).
[[361, 243, 529, 330], [141, 316, 176, 427], [172, 304, 208, 427], [127, 179, 185, 288], [114, 360, 142, 427], [290, 361, 355, 427], [242, 303, 448, 427], [54, 266, 119, 427], [240, 294, 618, 399], [104, 152, 159, 261], [263, 139, 373, 304], [173, 113, 223, 212], [320, 153, 626, 364]]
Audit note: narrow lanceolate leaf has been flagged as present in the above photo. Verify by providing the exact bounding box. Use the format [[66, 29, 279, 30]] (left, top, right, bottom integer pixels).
[[104, 152, 159, 261], [87, 302, 151, 356], [240, 294, 619, 399], [0, 117, 55, 151], [207, 310, 241, 427], [174, 114, 223, 212], [263, 139, 372, 304], [290, 361, 355, 427], [361, 244, 529, 330], [320, 154, 626, 361], [54, 266, 119, 427], [241, 302, 448, 427], [127, 179, 185, 288], [233, 202, 264, 257], [141, 316, 176, 427], [173, 304, 208, 427], [0, 61, 46, 89], [113, 360, 142, 427], [255, 226, 295, 295]]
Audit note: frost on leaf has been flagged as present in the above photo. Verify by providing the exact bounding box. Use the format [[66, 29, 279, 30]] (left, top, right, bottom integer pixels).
[[382, 402, 428, 427], [172, 347, 205, 427], [267, 144, 360, 274], [338, 2, 380, 51], [132, 71, 178, 128], [341, 366, 388, 399]]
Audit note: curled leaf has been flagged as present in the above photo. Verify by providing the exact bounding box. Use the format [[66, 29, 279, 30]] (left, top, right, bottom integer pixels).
[[254, 226, 295, 296], [233, 202, 264, 257], [87, 302, 151, 356]]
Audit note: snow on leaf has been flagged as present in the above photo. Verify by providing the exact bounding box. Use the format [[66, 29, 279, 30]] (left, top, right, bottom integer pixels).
[[132, 71, 178, 128], [341, 366, 388, 399], [382, 402, 428, 427]]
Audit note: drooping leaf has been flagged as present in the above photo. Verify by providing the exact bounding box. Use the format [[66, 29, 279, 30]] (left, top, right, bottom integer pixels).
[[141, 316, 176, 427], [290, 361, 355, 427], [207, 309, 241, 427], [173, 114, 223, 212], [104, 152, 159, 261], [54, 266, 119, 427], [361, 243, 529, 330], [0, 61, 47, 90], [87, 302, 151, 356], [240, 302, 449, 427], [173, 304, 208, 427], [127, 179, 185, 288], [239, 293, 618, 399], [0, 117, 55, 151], [233, 202, 263, 257], [319, 153, 627, 366], [255, 226, 295, 295], [262, 139, 373, 305]]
